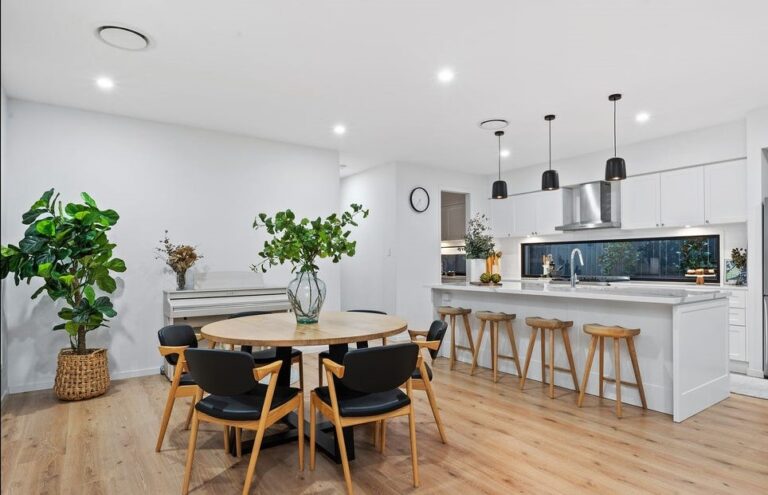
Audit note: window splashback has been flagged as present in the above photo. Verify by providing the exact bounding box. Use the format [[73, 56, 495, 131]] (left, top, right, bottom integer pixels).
[[522, 235, 720, 283]]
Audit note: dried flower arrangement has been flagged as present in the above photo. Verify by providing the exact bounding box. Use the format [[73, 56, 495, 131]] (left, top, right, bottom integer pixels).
[[156, 231, 203, 290]]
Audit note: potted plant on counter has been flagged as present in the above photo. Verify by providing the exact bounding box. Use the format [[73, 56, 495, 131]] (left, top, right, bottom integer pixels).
[[0, 189, 126, 400], [461, 213, 495, 283], [252, 204, 368, 324]]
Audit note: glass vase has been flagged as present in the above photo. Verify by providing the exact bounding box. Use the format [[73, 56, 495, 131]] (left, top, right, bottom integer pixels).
[[287, 271, 326, 324], [176, 271, 187, 290]]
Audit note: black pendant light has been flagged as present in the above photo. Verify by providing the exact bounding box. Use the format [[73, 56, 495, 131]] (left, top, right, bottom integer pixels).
[[541, 114, 559, 191], [605, 93, 626, 181], [491, 130, 508, 199]]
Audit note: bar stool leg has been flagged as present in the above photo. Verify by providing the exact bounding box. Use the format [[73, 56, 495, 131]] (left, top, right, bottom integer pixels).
[[540, 329, 547, 387], [613, 337, 622, 418], [471, 319, 487, 376], [598, 336, 605, 398], [561, 329, 580, 392], [491, 322, 498, 383], [449, 315, 457, 370], [548, 327, 555, 398], [578, 335, 598, 407], [504, 320, 522, 377], [462, 313, 476, 359], [626, 336, 648, 409], [520, 327, 538, 390]]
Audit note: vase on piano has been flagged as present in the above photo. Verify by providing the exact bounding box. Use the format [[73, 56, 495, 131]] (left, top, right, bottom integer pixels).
[[176, 270, 187, 290], [287, 271, 326, 324]]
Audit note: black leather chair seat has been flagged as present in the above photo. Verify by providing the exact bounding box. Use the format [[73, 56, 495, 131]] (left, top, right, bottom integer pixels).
[[314, 386, 410, 417], [411, 363, 433, 381], [251, 347, 302, 363], [195, 384, 300, 421], [179, 373, 196, 387]]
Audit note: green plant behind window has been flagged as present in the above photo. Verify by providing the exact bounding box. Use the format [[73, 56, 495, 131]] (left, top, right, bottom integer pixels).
[[680, 237, 714, 271], [252, 204, 369, 274], [0, 189, 126, 354], [598, 242, 640, 276], [461, 213, 495, 259]]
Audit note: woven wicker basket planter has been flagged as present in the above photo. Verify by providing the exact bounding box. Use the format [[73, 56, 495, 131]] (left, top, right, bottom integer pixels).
[[54, 348, 110, 401]]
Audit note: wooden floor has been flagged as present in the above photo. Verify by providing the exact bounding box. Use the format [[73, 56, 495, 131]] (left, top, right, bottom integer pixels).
[[2, 356, 767, 494]]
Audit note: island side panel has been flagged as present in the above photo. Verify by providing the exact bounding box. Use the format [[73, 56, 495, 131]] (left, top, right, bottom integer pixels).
[[672, 298, 730, 422], [432, 288, 674, 414]]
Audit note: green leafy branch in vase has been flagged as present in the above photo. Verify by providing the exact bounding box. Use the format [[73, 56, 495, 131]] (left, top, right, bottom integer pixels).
[[0, 189, 126, 354], [251, 203, 369, 274]]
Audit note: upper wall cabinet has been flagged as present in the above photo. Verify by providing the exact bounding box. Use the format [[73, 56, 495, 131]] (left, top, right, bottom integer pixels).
[[533, 190, 564, 236], [659, 167, 705, 227], [621, 174, 661, 229], [489, 190, 563, 238], [489, 197, 514, 238], [704, 160, 746, 224]]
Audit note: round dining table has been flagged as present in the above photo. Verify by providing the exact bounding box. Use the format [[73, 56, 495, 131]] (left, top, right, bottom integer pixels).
[[200, 311, 408, 462]]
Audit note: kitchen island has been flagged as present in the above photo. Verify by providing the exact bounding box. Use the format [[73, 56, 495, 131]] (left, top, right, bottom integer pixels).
[[429, 282, 730, 422]]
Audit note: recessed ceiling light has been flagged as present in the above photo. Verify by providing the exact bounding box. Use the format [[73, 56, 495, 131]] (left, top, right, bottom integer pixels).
[[96, 25, 150, 51], [684, 225, 691, 228], [437, 68, 455, 83], [500, 149, 511, 158], [635, 112, 651, 123], [478, 119, 508, 130], [95, 77, 115, 90], [333, 124, 346, 135]]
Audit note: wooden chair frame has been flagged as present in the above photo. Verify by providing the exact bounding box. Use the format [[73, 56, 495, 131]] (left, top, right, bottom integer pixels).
[[156, 345, 199, 452], [309, 358, 419, 495], [407, 329, 448, 443], [182, 360, 304, 495]]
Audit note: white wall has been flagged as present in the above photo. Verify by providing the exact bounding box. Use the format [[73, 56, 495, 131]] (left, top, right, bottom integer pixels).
[[745, 106, 768, 377], [339, 164, 398, 314], [1, 86, 8, 402], [1, 100, 341, 393], [340, 162, 488, 332]]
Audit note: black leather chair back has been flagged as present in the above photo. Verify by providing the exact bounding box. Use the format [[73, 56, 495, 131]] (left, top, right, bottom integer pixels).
[[425, 320, 448, 359], [347, 309, 387, 315], [228, 311, 271, 319], [158, 324, 198, 365], [184, 349, 260, 396], [341, 343, 418, 393]]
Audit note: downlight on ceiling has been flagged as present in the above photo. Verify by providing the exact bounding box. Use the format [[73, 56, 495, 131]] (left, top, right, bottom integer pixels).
[[479, 119, 508, 130], [96, 26, 150, 51]]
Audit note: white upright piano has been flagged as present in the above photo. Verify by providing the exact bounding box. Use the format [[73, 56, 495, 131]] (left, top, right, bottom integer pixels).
[[161, 272, 290, 378]]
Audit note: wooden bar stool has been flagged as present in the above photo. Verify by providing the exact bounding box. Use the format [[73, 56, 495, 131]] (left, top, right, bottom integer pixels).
[[520, 317, 579, 398], [471, 312, 522, 382], [578, 323, 647, 418], [437, 306, 475, 370]]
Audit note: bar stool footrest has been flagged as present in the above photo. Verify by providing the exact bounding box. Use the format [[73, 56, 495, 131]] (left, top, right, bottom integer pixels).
[[601, 377, 640, 388]]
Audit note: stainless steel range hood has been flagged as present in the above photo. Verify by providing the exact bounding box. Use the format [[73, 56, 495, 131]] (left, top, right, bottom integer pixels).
[[555, 181, 621, 231]]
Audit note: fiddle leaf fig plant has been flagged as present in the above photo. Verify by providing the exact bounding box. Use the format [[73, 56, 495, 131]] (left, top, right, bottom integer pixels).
[[0, 189, 126, 354], [252, 204, 369, 274]]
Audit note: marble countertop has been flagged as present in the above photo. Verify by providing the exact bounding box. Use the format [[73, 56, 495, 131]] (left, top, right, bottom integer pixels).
[[427, 281, 730, 305]]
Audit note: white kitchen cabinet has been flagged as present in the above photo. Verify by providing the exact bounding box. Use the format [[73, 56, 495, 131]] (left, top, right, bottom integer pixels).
[[659, 167, 705, 227], [512, 194, 537, 236], [489, 198, 514, 238], [534, 189, 564, 235], [621, 174, 661, 229], [729, 325, 746, 361], [704, 160, 747, 224]]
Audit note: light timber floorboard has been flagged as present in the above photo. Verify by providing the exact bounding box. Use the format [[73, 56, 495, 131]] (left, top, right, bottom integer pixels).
[[2, 356, 767, 494]]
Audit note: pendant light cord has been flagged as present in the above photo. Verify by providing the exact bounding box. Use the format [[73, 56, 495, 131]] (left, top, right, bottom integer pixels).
[[613, 99, 617, 157], [548, 119, 552, 171], [497, 133, 502, 180]]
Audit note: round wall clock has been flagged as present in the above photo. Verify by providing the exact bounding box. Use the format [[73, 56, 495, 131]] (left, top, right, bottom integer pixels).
[[409, 187, 430, 213]]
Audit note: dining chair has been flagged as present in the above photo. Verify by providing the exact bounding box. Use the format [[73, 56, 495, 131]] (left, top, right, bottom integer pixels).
[[181, 349, 303, 495], [310, 343, 420, 495], [228, 311, 304, 389], [317, 309, 387, 387], [408, 320, 449, 443], [156, 324, 199, 452]]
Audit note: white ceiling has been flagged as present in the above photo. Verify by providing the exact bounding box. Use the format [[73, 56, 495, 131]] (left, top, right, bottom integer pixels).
[[3, 0, 768, 176]]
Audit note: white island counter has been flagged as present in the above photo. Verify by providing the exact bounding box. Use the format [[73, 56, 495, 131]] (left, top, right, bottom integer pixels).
[[429, 282, 730, 422]]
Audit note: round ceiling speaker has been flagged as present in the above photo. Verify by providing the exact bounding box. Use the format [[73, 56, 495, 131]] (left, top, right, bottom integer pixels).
[[478, 119, 508, 130], [97, 26, 150, 51]]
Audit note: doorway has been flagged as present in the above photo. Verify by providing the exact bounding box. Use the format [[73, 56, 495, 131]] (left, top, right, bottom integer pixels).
[[440, 191, 469, 282]]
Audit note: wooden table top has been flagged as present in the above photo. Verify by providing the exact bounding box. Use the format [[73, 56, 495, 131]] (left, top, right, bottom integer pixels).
[[200, 311, 408, 347]]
